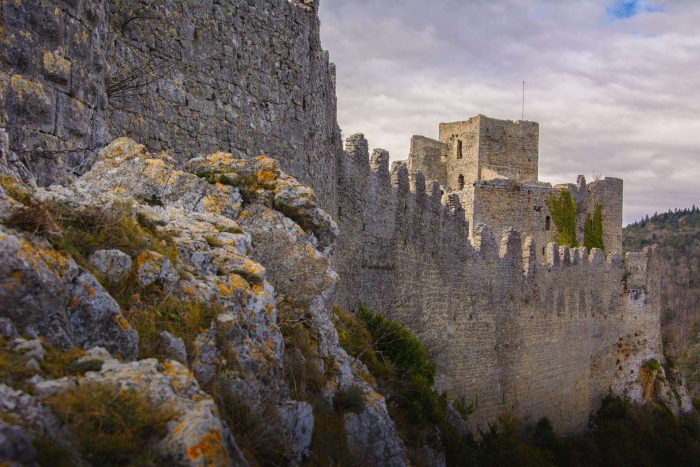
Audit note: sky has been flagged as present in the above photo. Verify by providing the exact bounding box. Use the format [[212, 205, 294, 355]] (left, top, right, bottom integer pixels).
[[318, 0, 700, 224]]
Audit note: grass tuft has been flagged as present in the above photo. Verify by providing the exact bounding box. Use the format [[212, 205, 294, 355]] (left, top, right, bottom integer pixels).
[[43, 383, 171, 466]]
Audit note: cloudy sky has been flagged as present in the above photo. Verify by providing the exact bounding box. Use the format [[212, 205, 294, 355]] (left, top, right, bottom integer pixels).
[[318, 0, 700, 224]]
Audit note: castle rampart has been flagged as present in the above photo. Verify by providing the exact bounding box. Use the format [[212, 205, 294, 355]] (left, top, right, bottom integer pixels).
[[1, 1, 661, 434], [334, 133, 659, 432]]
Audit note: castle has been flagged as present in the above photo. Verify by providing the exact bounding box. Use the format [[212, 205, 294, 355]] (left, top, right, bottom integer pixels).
[[0, 0, 681, 434], [407, 114, 623, 256]]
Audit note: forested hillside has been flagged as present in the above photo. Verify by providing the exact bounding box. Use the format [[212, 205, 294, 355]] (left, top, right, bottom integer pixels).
[[624, 207, 700, 400]]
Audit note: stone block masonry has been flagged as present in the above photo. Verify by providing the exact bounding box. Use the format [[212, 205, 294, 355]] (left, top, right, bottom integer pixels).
[[0, 0, 340, 212], [334, 133, 661, 432], [0, 0, 665, 433]]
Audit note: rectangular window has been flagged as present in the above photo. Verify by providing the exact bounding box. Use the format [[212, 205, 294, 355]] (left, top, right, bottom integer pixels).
[[456, 139, 463, 159]]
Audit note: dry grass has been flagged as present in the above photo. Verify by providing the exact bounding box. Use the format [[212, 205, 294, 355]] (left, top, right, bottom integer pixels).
[[43, 383, 171, 466], [123, 298, 223, 360]]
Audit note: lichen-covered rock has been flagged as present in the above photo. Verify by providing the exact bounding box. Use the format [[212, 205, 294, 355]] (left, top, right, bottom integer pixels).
[[0, 138, 407, 464], [78, 138, 242, 217], [237, 183, 406, 466], [279, 400, 314, 461], [0, 420, 37, 465], [191, 327, 220, 388], [89, 248, 132, 283], [0, 384, 63, 443], [0, 318, 17, 339], [187, 153, 338, 254], [34, 356, 248, 467], [0, 228, 137, 359], [343, 391, 406, 467], [159, 331, 188, 365], [136, 250, 179, 290]]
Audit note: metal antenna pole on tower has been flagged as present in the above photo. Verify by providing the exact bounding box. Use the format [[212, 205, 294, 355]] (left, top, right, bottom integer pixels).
[[522, 80, 525, 121]]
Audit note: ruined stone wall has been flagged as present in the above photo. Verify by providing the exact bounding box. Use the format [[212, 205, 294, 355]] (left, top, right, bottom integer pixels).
[[0, 0, 341, 211], [0, 0, 111, 185], [439, 118, 481, 190], [333, 134, 661, 433], [465, 179, 559, 257], [477, 115, 539, 182], [407, 134, 447, 187]]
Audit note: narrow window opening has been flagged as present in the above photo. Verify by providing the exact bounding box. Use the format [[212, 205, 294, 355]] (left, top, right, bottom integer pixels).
[[458, 174, 465, 190], [456, 139, 463, 159], [545, 215, 551, 231], [542, 247, 546, 256]]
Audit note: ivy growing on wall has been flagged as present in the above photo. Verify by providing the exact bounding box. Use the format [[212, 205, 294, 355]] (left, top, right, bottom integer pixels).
[[584, 204, 605, 251], [546, 190, 579, 247]]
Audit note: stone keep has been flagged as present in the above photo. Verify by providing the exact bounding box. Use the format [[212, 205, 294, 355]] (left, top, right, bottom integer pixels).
[[408, 114, 623, 255], [0, 0, 671, 434]]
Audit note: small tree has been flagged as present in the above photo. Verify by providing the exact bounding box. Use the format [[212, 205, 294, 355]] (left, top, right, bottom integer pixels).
[[546, 190, 578, 247], [584, 204, 605, 251]]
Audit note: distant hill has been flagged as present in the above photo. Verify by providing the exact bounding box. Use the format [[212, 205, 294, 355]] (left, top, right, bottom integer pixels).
[[624, 207, 700, 400]]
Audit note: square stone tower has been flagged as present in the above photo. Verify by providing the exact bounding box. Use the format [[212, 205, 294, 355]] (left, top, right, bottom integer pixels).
[[439, 115, 539, 191], [406, 114, 623, 255]]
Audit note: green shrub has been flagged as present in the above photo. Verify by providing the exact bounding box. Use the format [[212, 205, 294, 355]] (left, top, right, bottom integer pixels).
[[643, 358, 663, 372], [546, 190, 579, 247], [43, 384, 171, 466], [357, 305, 439, 424]]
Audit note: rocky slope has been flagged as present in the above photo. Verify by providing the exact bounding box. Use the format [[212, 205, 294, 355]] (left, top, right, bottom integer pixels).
[[624, 208, 700, 400], [0, 135, 406, 466]]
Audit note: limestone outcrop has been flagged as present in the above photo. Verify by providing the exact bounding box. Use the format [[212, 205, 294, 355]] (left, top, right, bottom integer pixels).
[[0, 138, 406, 465]]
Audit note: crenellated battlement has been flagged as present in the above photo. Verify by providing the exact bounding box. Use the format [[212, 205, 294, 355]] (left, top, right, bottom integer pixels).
[[333, 131, 661, 433]]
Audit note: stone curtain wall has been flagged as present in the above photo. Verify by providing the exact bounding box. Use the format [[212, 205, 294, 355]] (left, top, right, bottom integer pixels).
[[333, 134, 661, 433], [1, 1, 652, 432], [0, 0, 340, 211], [0, 0, 112, 185], [105, 0, 341, 212]]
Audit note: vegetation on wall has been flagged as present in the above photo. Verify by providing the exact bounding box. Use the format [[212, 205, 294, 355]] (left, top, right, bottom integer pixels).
[[584, 204, 605, 251], [546, 190, 578, 247]]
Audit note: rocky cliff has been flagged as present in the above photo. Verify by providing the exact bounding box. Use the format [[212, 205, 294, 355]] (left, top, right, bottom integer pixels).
[[0, 137, 406, 466], [624, 208, 700, 400]]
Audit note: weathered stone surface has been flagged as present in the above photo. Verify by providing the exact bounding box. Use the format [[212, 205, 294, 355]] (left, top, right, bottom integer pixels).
[[159, 331, 188, 365], [31, 356, 248, 467], [279, 401, 314, 462], [0, 227, 137, 359], [89, 248, 132, 283], [344, 390, 406, 467], [191, 327, 219, 388], [136, 250, 179, 291], [0, 318, 17, 339], [0, 384, 63, 442]]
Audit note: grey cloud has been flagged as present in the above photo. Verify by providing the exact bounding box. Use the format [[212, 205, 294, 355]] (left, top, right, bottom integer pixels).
[[319, 0, 700, 223]]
